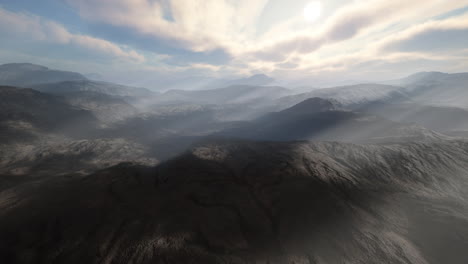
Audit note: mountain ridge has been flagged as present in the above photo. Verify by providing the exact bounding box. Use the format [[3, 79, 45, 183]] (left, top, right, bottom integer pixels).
[[1, 139, 468, 263], [0, 63, 87, 87]]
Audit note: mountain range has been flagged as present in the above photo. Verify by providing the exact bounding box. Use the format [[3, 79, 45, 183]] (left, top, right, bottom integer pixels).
[[1, 62, 468, 263], [218, 97, 446, 143], [0, 63, 86, 87], [1, 140, 468, 263]]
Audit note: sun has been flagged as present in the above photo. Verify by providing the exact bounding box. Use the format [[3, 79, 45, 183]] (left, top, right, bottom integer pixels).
[[303, 1, 322, 23]]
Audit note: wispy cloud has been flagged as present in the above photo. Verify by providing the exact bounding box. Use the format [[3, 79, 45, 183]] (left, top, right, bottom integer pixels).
[[247, 0, 468, 61], [378, 13, 468, 52], [0, 7, 145, 63], [2, 0, 468, 84], [66, 0, 269, 53]]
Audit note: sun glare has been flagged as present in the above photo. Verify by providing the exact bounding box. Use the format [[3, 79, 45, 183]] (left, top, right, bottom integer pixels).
[[303, 1, 322, 23]]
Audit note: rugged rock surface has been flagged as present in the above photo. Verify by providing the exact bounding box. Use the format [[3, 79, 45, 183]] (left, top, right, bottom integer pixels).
[[59, 91, 139, 123], [1, 140, 468, 263], [0, 86, 98, 141], [0, 138, 158, 177]]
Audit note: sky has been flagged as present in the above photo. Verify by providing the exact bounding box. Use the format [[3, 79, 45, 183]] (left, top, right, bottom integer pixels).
[[0, 0, 468, 89]]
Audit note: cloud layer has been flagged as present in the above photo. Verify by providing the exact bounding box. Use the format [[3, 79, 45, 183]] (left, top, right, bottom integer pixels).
[[1, 0, 468, 86], [0, 8, 144, 63]]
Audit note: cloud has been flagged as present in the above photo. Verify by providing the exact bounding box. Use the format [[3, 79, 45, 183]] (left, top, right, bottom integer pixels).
[[0, 7, 145, 63], [66, 0, 269, 54], [379, 14, 468, 52], [247, 0, 468, 62], [65, 0, 468, 72], [239, 11, 468, 84], [3, 0, 468, 84]]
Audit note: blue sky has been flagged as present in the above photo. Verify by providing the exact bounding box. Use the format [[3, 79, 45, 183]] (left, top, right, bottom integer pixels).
[[1, 0, 468, 89]]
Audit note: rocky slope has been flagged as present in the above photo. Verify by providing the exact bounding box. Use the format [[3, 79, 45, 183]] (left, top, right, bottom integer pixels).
[[1, 140, 468, 263], [59, 91, 139, 123], [0, 137, 158, 177], [0, 86, 98, 141]]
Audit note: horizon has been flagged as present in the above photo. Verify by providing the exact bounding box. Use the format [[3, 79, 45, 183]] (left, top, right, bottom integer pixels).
[[1, 61, 465, 91]]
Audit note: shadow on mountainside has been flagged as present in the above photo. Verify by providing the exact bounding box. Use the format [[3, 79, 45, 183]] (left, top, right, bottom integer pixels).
[[1, 140, 468, 263]]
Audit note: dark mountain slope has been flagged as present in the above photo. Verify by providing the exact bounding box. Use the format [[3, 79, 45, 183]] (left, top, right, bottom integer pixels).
[[0, 86, 97, 141], [276, 84, 408, 110], [0, 63, 86, 87], [32, 80, 155, 98], [279, 97, 342, 114], [1, 140, 468, 263], [219, 97, 445, 143]]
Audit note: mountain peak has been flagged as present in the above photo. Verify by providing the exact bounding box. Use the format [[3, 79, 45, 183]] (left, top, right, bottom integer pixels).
[[0, 63, 49, 71], [281, 97, 341, 114], [225, 73, 274, 87], [243, 73, 274, 83], [249, 73, 270, 79], [408, 71, 447, 78], [401, 71, 449, 84], [0, 62, 87, 87]]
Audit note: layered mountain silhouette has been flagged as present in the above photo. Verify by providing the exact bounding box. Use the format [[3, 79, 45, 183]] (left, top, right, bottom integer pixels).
[[389, 71, 468, 108], [157, 85, 291, 105], [218, 97, 444, 143], [0, 63, 86, 87], [276, 84, 408, 109], [54, 91, 139, 123], [0, 86, 97, 141], [358, 103, 468, 133], [32, 80, 155, 98], [204, 73, 276, 89], [154, 73, 276, 91], [1, 62, 468, 264]]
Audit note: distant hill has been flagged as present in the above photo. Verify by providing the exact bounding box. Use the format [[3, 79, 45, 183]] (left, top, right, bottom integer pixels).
[[0, 63, 86, 87], [276, 83, 408, 110], [203, 73, 275, 89], [219, 97, 444, 143], [32, 80, 155, 98], [59, 91, 139, 123], [357, 102, 468, 133], [389, 71, 450, 86], [158, 85, 291, 105], [279, 97, 342, 114], [388, 71, 468, 108], [0, 86, 98, 141]]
